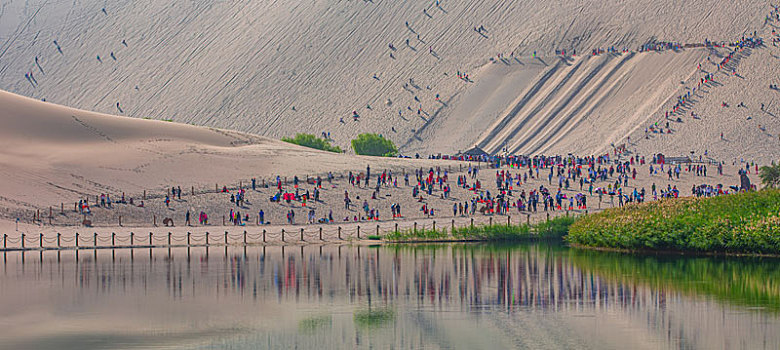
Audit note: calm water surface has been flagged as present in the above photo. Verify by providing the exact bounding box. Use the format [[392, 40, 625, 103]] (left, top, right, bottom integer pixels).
[[0, 243, 778, 349]]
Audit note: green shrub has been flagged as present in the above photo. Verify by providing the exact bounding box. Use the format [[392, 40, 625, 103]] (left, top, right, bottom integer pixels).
[[351, 133, 398, 157], [282, 133, 342, 153], [567, 189, 780, 254], [759, 162, 780, 188]]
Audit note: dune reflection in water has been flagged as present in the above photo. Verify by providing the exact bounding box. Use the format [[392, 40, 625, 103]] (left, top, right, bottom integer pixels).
[[0, 244, 777, 350]]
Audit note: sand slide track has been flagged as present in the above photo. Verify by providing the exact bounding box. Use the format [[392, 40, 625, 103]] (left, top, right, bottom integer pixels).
[[466, 48, 725, 156], [520, 52, 635, 154], [479, 58, 587, 153], [504, 54, 625, 154]]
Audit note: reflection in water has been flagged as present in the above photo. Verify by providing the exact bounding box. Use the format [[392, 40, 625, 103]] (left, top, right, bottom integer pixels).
[[0, 244, 778, 349]]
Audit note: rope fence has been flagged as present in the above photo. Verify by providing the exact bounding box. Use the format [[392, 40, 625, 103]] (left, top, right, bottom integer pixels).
[[0, 210, 585, 251]]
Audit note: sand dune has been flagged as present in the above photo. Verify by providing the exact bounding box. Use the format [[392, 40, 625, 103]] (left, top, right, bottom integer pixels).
[[0, 88, 750, 238], [0, 90, 454, 214], [0, 0, 771, 156]]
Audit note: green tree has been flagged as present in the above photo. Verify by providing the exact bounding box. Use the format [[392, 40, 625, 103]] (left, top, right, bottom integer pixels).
[[759, 162, 780, 188], [351, 133, 398, 157], [281, 133, 342, 153]]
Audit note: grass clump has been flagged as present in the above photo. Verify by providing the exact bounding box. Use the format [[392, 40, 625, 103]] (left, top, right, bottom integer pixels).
[[535, 216, 577, 238], [567, 189, 780, 254], [383, 216, 577, 242], [384, 227, 448, 241], [452, 223, 532, 240], [298, 315, 332, 332], [353, 308, 394, 329], [282, 133, 342, 153]]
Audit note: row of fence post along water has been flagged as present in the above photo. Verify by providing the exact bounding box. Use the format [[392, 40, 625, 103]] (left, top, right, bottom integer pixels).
[[1, 212, 575, 251]]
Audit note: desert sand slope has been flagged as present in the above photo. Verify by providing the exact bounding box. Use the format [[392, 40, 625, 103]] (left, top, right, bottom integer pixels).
[[0, 0, 768, 153], [410, 49, 709, 155], [411, 38, 780, 162], [0, 90, 450, 212], [630, 43, 780, 164]]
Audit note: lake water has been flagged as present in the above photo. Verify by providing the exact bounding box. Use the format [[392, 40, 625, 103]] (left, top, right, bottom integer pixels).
[[0, 243, 778, 349]]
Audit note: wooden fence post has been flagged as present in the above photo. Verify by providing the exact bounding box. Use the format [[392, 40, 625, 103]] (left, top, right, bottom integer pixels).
[[263, 229, 266, 243], [281, 229, 285, 242], [357, 225, 360, 239], [338, 227, 342, 240], [243, 230, 247, 245], [300, 228, 304, 241], [168, 232, 172, 246], [57, 233, 61, 248], [206, 232, 209, 246], [224, 231, 228, 245], [319, 227, 323, 241]]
